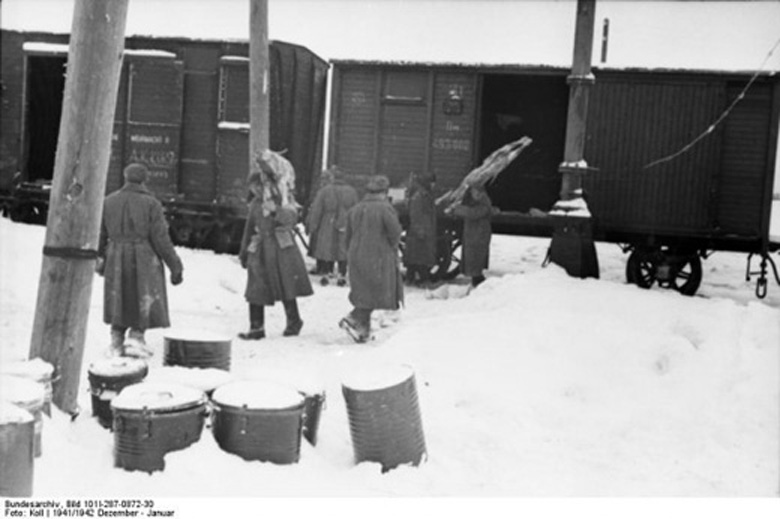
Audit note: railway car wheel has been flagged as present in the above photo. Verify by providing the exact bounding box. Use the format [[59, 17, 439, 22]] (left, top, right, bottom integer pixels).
[[626, 247, 703, 296]]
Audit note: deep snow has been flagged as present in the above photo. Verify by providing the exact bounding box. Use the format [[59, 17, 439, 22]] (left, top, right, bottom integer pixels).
[[0, 215, 778, 506]]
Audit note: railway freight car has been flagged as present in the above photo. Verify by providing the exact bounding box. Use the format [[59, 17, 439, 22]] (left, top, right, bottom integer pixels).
[[0, 29, 328, 252], [327, 61, 780, 297]]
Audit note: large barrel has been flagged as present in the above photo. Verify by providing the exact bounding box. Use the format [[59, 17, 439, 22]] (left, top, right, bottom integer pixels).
[[0, 402, 35, 497], [163, 331, 232, 371], [1, 358, 54, 415], [145, 366, 234, 398], [87, 358, 149, 430], [1, 376, 45, 458], [211, 380, 305, 464], [341, 364, 427, 472], [111, 382, 207, 473]]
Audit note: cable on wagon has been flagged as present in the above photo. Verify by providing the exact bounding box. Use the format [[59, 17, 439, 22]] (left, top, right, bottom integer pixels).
[[643, 35, 780, 170]]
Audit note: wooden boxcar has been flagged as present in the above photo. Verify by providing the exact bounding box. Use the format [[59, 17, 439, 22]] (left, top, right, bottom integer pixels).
[[0, 29, 328, 252], [326, 61, 780, 296]]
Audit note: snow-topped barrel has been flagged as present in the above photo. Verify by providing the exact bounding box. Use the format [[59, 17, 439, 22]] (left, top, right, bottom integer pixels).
[[88, 357, 149, 429], [0, 376, 46, 458], [211, 380, 306, 464], [341, 364, 427, 472], [0, 358, 54, 416], [111, 382, 208, 473], [0, 402, 35, 497], [163, 330, 232, 371], [145, 366, 235, 398]]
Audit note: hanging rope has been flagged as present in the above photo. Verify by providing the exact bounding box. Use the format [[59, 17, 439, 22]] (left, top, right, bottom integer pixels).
[[643, 35, 780, 170]]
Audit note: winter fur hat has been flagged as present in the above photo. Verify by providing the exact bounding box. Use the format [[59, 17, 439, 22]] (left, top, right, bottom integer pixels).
[[123, 163, 148, 184], [366, 175, 390, 193]]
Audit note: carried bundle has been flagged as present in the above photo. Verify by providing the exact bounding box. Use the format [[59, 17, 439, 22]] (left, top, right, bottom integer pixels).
[[436, 136, 532, 211], [251, 149, 298, 208]]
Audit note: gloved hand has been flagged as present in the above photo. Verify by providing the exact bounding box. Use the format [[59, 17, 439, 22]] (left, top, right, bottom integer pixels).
[[171, 270, 183, 286]]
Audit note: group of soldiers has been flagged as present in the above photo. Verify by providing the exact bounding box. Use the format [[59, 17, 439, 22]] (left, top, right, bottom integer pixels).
[[97, 162, 492, 354]]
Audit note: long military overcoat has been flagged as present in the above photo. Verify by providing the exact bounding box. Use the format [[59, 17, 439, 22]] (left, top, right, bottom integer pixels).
[[240, 201, 313, 305], [450, 191, 493, 277], [345, 193, 404, 310], [306, 180, 359, 262], [403, 186, 437, 268], [98, 183, 183, 330]]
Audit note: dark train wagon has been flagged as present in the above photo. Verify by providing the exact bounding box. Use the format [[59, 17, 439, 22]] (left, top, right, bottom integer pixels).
[[0, 29, 328, 252], [326, 61, 780, 296]]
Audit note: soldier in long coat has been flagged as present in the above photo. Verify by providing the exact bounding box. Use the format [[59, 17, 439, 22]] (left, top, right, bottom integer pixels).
[[403, 173, 437, 286], [97, 163, 184, 357], [446, 184, 493, 287], [306, 166, 359, 286], [339, 175, 404, 343], [238, 172, 313, 340]]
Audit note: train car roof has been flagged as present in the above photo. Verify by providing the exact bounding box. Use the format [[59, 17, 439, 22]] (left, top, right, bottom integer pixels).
[[2, 0, 779, 74]]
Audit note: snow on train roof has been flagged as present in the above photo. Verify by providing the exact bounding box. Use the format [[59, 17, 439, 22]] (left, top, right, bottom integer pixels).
[[2, 0, 779, 73]]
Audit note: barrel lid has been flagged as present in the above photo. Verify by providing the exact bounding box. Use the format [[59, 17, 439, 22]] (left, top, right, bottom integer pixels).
[[0, 357, 54, 380], [88, 357, 148, 377], [145, 366, 235, 393], [163, 329, 232, 344], [0, 375, 46, 407], [212, 380, 304, 410], [244, 366, 325, 396], [341, 363, 415, 391], [111, 382, 206, 412], [0, 401, 34, 425]]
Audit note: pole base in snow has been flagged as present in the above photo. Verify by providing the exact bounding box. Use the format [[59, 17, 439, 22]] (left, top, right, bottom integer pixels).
[[549, 215, 600, 279]]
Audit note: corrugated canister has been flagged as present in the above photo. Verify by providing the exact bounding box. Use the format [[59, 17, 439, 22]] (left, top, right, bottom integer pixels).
[[87, 357, 149, 430], [211, 380, 305, 464], [145, 366, 234, 398], [163, 331, 232, 371], [0, 376, 46, 458], [111, 382, 208, 473], [341, 364, 427, 472], [0, 358, 54, 415], [0, 402, 35, 497]]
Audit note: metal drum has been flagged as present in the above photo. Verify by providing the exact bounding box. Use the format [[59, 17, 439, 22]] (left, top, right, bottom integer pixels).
[[87, 358, 149, 430], [1, 376, 45, 458], [0, 402, 35, 497], [145, 366, 234, 398], [111, 382, 208, 473], [163, 331, 232, 371], [1, 358, 54, 415], [341, 364, 427, 472], [211, 380, 306, 464]]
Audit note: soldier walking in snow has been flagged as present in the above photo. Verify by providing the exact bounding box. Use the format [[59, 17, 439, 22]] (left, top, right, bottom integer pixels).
[[97, 163, 184, 357], [238, 172, 313, 340], [445, 184, 493, 288], [403, 172, 437, 287], [305, 166, 359, 286], [339, 175, 404, 343]]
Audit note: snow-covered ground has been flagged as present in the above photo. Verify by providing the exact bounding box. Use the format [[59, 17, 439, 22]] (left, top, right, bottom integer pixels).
[[1, 214, 778, 516]]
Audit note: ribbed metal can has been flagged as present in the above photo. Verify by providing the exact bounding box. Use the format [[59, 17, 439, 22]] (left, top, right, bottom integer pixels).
[[163, 331, 232, 371], [341, 364, 426, 472], [1, 376, 45, 458], [88, 358, 149, 430], [0, 403, 35, 497], [111, 382, 207, 473], [1, 358, 54, 416], [211, 380, 305, 464]]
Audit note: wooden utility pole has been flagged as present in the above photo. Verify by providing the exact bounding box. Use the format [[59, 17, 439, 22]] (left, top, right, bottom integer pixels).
[[549, 0, 600, 279], [29, 0, 129, 414], [249, 0, 270, 170]]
